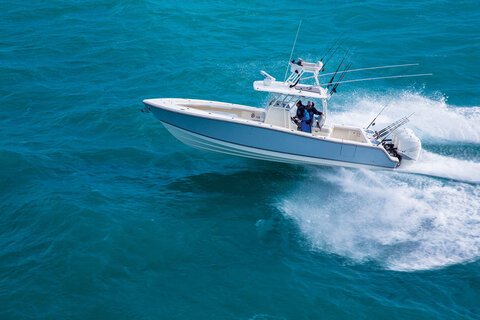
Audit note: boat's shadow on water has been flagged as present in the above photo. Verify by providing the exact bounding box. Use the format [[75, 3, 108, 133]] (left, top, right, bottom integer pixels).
[[159, 158, 480, 272], [164, 159, 333, 197], [163, 158, 336, 228], [158, 160, 329, 252]]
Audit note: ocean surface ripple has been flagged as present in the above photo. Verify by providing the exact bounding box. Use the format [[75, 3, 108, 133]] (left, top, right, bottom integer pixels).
[[1, 1, 479, 319]]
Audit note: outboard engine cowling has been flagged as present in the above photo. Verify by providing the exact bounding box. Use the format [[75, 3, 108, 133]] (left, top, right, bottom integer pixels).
[[393, 128, 422, 161]]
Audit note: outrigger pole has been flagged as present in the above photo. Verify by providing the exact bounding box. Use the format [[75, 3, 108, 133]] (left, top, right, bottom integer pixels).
[[320, 63, 419, 77], [327, 73, 433, 86], [301, 63, 423, 82], [284, 20, 303, 81]]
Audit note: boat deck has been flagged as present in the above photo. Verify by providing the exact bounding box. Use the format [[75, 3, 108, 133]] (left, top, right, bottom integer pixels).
[[145, 98, 372, 146]]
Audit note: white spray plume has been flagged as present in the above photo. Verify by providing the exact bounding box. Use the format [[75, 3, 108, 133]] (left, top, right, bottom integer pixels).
[[280, 168, 480, 271], [329, 91, 480, 143], [279, 90, 480, 271]]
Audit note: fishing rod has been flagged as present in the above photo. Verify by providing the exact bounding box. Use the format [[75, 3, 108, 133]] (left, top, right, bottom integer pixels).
[[320, 63, 419, 77], [376, 112, 415, 145], [284, 20, 303, 81], [374, 112, 414, 138], [322, 43, 346, 71], [330, 61, 352, 95], [327, 73, 433, 86], [366, 103, 390, 130], [321, 34, 344, 68], [327, 51, 349, 87], [321, 36, 341, 61]]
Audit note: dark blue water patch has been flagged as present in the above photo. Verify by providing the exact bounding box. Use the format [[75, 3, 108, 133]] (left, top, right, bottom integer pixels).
[[423, 142, 480, 161]]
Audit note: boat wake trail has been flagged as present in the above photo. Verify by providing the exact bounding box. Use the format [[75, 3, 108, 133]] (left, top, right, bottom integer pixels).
[[279, 91, 480, 271], [400, 150, 480, 184], [280, 168, 480, 271]]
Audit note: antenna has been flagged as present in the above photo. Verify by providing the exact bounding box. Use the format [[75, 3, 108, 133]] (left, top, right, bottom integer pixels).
[[284, 20, 302, 81]]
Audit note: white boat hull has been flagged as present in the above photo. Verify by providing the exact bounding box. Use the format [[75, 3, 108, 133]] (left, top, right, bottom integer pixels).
[[163, 122, 386, 169], [144, 98, 400, 170]]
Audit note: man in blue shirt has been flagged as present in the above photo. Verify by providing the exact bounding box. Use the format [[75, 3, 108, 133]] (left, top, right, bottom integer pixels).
[[296, 101, 323, 133]]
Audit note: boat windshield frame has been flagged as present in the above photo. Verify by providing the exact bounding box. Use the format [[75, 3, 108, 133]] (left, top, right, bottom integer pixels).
[[266, 93, 328, 120]]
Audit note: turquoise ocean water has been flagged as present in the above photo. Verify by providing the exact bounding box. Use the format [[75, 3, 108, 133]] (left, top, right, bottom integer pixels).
[[1, 1, 480, 319]]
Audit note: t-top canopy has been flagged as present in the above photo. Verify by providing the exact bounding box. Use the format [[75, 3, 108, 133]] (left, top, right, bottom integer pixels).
[[253, 80, 329, 99], [253, 58, 329, 99]]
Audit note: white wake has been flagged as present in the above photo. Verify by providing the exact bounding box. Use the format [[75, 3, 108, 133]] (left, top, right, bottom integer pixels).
[[400, 150, 480, 184], [331, 91, 480, 183], [279, 91, 480, 271], [329, 90, 480, 143], [281, 169, 480, 271]]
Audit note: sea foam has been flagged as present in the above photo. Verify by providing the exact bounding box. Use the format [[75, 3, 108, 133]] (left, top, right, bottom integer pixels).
[[281, 168, 480, 271], [279, 91, 480, 271], [329, 90, 480, 143]]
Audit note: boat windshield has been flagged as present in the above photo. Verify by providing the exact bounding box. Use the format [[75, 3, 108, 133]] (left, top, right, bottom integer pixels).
[[267, 94, 323, 113], [267, 94, 298, 109]]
